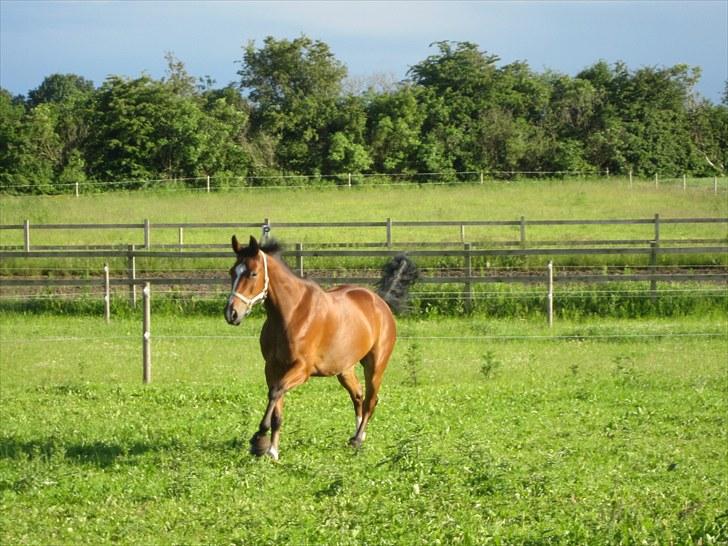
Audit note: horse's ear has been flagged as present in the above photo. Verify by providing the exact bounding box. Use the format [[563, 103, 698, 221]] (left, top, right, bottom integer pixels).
[[248, 235, 259, 253], [231, 235, 240, 254]]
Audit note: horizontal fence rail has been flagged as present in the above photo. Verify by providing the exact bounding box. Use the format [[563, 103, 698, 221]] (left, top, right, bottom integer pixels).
[[1, 216, 727, 254]]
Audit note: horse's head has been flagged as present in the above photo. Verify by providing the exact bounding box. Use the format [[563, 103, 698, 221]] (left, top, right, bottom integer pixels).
[[225, 235, 270, 325]]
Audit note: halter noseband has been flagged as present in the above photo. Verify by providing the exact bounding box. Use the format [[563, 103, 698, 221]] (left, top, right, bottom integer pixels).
[[230, 251, 269, 315]]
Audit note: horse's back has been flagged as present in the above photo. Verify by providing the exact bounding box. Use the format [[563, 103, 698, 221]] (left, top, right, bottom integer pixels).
[[326, 285, 396, 348]]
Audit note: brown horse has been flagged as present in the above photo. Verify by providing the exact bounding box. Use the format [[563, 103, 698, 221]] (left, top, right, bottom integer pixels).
[[224, 235, 417, 460]]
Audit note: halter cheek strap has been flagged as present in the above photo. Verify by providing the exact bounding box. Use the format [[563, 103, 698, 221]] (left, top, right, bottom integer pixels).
[[230, 252, 269, 315]]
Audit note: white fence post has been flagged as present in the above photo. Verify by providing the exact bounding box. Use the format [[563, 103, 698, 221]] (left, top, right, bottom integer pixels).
[[103, 264, 111, 324], [296, 243, 304, 277], [23, 220, 30, 252], [629, 169, 633, 188], [143, 219, 150, 249], [75, 182, 79, 198], [683, 174, 687, 191], [547, 261, 554, 328], [142, 283, 151, 384], [206, 175, 210, 193]]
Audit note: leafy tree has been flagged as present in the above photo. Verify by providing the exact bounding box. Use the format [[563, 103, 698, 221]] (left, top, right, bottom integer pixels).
[[27, 73, 94, 107], [366, 85, 423, 173], [85, 75, 206, 184], [239, 35, 347, 174]]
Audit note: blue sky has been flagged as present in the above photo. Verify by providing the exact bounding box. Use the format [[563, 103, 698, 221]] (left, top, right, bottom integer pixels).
[[1, 0, 726, 102]]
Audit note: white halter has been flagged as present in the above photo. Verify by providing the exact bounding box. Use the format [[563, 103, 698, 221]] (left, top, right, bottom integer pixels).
[[229, 251, 269, 316]]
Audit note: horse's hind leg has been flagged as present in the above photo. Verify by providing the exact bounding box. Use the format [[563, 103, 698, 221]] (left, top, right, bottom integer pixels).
[[351, 348, 390, 448], [337, 368, 363, 443]]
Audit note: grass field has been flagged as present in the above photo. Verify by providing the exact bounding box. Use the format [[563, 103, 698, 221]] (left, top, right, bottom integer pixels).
[[1, 313, 727, 544], [1, 180, 727, 543]]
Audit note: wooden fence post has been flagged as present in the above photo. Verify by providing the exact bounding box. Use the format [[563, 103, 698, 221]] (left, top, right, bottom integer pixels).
[[262, 218, 271, 242], [464, 242, 473, 312], [386, 218, 392, 248], [103, 263, 111, 323], [547, 261, 554, 328], [128, 244, 137, 307], [650, 213, 660, 299], [296, 243, 304, 277], [460, 224, 466, 243], [23, 220, 30, 251], [520, 216, 526, 247], [143, 219, 150, 249], [683, 174, 687, 191], [142, 283, 151, 384]]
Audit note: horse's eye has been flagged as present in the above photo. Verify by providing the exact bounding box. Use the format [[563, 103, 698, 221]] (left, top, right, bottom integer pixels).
[[251, 272, 258, 277]]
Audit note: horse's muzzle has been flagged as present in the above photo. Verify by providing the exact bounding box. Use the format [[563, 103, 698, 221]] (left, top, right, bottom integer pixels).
[[225, 304, 242, 326]]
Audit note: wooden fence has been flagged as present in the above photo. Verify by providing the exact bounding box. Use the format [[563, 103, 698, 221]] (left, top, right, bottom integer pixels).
[[1, 215, 727, 251], [2, 216, 726, 313]]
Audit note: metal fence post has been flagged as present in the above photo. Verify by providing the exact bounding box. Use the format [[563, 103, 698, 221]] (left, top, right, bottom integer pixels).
[[142, 283, 151, 384]]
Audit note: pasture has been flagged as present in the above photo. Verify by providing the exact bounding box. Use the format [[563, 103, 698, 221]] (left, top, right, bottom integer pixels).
[[1, 313, 727, 544], [1, 179, 727, 544]]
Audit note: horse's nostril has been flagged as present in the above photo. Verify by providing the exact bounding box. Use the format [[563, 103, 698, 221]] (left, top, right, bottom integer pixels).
[[231, 309, 238, 321]]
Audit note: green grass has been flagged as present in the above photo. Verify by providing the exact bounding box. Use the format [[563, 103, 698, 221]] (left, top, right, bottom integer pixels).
[[1, 312, 727, 544]]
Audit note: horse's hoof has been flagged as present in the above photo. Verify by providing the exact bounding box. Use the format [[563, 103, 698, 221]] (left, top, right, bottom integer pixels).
[[349, 436, 363, 449], [250, 433, 271, 457], [266, 446, 279, 461]]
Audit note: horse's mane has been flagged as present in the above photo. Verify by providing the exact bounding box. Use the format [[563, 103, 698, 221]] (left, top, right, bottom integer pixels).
[[260, 239, 282, 256], [237, 237, 283, 258]]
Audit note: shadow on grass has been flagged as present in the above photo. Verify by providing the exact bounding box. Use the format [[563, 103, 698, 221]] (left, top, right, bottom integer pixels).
[[0, 435, 251, 470], [0, 436, 166, 468]]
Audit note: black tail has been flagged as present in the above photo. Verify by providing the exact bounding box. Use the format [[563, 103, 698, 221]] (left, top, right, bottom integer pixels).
[[377, 254, 419, 314]]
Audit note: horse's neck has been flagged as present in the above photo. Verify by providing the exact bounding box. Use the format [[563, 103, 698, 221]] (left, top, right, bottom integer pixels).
[[264, 255, 319, 320]]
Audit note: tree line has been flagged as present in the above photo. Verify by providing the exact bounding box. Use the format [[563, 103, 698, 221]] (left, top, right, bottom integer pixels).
[[1, 37, 726, 193]]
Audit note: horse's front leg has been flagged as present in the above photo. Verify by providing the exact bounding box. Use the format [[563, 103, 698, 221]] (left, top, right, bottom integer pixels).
[[250, 360, 308, 459]]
